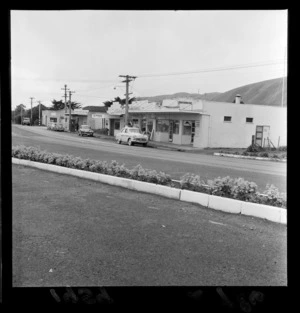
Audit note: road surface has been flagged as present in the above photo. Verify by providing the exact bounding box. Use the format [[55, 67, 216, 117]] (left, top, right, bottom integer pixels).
[[12, 125, 286, 192]]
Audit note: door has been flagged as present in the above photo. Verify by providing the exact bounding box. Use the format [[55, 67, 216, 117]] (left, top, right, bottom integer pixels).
[[191, 121, 195, 143], [255, 125, 267, 146], [109, 119, 114, 136], [169, 120, 174, 142]]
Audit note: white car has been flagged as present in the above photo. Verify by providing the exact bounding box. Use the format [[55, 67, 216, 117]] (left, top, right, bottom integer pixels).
[[115, 127, 148, 146]]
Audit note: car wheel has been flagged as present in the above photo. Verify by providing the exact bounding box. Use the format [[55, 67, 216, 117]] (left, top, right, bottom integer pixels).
[[143, 143, 147, 147], [128, 139, 133, 146]]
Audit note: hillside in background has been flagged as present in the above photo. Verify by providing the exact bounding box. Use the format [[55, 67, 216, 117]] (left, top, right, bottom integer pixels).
[[136, 77, 287, 107]]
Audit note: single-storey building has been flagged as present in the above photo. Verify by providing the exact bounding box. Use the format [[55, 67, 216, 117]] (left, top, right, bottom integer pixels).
[[107, 95, 287, 148], [42, 106, 114, 132]]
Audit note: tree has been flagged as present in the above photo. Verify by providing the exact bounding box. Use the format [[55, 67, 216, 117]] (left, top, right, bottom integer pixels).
[[13, 104, 27, 124], [50, 99, 82, 110], [103, 96, 136, 108]]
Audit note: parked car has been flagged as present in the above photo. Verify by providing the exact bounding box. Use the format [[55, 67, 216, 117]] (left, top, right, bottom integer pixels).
[[22, 117, 31, 125], [55, 123, 64, 131], [78, 125, 94, 137], [47, 122, 57, 130], [115, 127, 148, 146]]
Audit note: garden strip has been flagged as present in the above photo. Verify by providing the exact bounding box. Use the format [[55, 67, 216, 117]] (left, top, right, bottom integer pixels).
[[12, 157, 287, 225]]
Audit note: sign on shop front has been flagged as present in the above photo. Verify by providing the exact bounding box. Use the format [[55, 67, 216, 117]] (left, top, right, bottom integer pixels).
[[73, 109, 89, 115], [92, 114, 103, 118]]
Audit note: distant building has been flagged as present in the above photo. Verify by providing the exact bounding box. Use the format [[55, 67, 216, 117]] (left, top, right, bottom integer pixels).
[[107, 95, 287, 148], [42, 106, 112, 132]]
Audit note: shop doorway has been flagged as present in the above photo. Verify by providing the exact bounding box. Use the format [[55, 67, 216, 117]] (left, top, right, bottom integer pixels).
[[169, 120, 174, 142], [191, 121, 195, 143]]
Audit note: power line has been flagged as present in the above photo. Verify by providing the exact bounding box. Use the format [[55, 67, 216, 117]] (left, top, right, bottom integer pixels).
[[136, 59, 285, 79]]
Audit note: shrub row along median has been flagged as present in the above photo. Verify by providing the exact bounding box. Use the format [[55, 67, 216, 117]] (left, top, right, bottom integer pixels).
[[12, 145, 286, 209]]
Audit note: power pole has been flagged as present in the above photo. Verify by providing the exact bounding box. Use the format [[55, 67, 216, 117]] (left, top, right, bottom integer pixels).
[[30, 97, 34, 126], [119, 75, 136, 126], [20, 105, 23, 124], [38, 101, 42, 126], [68, 90, 75, 132], [62, 84, 69, 129]]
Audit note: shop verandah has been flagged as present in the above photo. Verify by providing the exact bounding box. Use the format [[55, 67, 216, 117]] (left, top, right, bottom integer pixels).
[[108, 112, 202, 146]]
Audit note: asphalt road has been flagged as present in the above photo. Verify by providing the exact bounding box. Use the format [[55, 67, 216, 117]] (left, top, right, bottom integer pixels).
[[12, 165, 287, 286], [11, 125, 287, 192]]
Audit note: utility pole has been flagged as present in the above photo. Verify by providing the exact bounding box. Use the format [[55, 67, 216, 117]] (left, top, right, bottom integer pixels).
[[68, 90, 75, 132], [119, 75, 136, 126], [62, 84, 69, 129], [38, 101, 42, 126], [30, 97, 34, 126], [20, 105, 23, 124]]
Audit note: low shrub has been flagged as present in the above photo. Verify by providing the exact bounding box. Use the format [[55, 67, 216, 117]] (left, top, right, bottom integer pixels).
[[245, 144, 265, 153], [258, 152, 269, 158], [180, 173, 208, 193], [278, 146, 287, 151], [12, 145, 171, 186], [12, 145, 286, 208]]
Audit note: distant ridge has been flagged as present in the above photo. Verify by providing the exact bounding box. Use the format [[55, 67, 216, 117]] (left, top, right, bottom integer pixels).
[[136, 77, 287, 107]]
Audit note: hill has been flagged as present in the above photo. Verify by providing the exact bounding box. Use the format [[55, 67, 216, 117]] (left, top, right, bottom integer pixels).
[[136, 77, 287, 106]]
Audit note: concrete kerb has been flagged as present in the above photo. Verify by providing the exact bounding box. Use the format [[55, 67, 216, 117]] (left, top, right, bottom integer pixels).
[[12, 158, 180, 200], [214, 152, 287, 162], [12, 158, 286, 225]]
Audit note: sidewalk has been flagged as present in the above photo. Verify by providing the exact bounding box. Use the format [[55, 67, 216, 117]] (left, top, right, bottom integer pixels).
[[93, 132, 212, 153]]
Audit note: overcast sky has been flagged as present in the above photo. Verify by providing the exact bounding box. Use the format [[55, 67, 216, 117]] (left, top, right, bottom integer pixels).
[[11, 10, 287, 109]]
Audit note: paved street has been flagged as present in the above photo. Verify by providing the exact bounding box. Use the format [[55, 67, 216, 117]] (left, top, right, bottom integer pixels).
[[12, 125, 286, 192], [13, 165, 287, 286]]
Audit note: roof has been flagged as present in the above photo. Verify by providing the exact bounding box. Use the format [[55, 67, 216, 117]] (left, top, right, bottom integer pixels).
[[82, 106, 108, 113]]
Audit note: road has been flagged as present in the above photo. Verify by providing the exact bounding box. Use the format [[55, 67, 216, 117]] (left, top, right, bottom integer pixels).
[[13, 165, 287, 286], [12, 125, 287, 192]]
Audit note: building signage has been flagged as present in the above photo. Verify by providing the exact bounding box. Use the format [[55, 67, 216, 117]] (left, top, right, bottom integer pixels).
[[50, 112, 56, 116], [73, 109, 89, 115], [195, 121, 200, 127], [92, 114, 103, 118]]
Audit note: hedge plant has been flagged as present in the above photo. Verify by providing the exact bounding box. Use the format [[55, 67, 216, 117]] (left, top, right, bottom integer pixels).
[[12, 145, 286, 208]]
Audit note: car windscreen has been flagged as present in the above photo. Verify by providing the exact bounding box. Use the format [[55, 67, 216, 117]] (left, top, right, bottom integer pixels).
[[81, 125, 90, 129], [129, 129, 140, 133]]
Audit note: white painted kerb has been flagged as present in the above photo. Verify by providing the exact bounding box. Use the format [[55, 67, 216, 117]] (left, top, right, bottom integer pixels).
[[12, 158, 286, 224]]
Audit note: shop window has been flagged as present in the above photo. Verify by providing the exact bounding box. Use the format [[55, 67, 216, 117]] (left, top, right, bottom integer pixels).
[[183, 121, 192, 135], [173, 120, 180, 134], [50, 117, 57, 122], [115, 119, 120, 130], [246, 117, 253, 123], [157, 120, 169, 133], [132, 119, 139, 127], [224, 116, 232, 122], [65, 118, 67, 122]]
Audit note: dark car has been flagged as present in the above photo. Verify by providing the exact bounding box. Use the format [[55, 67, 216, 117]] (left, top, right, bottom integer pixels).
[[78, 125, 94, 137], [22, 117, 31, 125]]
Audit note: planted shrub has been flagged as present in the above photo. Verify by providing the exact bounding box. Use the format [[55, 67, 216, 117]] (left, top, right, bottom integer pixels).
[[180, 173, 208, 193], [259, 152, 269, 158], [12, 145, 171, 186], [12, 145, 286, 208]]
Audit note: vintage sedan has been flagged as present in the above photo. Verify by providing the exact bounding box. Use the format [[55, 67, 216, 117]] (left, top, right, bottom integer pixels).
[[55, 123, 64, 131], [47, 122, 57, 130], [115, 127, 148, 146], [78, 125, 94, 137]]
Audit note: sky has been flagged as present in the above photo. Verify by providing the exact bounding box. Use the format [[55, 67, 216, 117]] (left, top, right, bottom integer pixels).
[[11, 10, 288, 109]]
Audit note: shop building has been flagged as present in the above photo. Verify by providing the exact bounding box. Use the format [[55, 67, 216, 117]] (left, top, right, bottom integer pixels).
[[42, 106, 113, 132], [107, 96, 287, 148]]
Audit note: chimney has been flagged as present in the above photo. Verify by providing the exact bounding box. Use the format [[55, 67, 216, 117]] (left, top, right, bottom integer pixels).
[[235, 94, 241, 104]]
